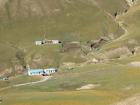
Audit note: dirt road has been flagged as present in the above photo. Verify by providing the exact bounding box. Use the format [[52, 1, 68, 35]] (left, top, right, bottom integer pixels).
[[0, 76, 52, 91]]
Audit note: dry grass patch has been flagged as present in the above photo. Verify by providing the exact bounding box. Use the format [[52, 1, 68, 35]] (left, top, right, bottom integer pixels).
[[2, 90, 126, 105]]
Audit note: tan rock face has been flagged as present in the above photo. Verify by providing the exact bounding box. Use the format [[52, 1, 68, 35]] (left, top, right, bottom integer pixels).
[[113, 95, 140, 105], [0, 0, 8, 6], [126, 0, 138, 6], [105, 47, 132, 59]]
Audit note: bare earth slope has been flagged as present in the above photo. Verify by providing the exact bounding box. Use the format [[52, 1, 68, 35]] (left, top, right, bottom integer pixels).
[[113, 95, 140, 105]]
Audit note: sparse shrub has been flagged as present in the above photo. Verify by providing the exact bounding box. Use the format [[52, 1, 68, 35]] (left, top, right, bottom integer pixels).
[[16, 50, 26, 68], [114, 12, 118, 17]]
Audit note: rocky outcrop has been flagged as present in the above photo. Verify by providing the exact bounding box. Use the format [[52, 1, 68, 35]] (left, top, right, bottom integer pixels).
[[105, 47, 132, 59], [135, 46, 140, 54], [126, 0, 138, 6], [112, 94, 140, 105]]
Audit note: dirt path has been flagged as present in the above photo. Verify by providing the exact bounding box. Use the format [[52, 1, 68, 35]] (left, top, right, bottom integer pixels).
[[103, 7, 129, 42], [0, 76, 52, 91], [114, 0, 139, 42], [114, 21, 129, 42], [104, 0, 138, 43]]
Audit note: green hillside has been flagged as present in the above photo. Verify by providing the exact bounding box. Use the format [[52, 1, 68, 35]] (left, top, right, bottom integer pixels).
[[0, 0, 128, 73], [1, 0, 140, 105]]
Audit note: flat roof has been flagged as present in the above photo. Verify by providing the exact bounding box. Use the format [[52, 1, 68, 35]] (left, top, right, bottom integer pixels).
[[28, 68, 56, 72], [28, 69, 43, 72]]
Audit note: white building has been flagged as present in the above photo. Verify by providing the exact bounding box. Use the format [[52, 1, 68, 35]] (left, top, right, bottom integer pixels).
[[51, 40, 60, 44], [35, 40, 61, 45], [28, 68, 57, 76], [35, 41, 42, 45]]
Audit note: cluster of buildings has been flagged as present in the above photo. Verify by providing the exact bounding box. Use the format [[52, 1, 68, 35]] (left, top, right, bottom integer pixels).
[[26, 63, 57, 76], [35, 39, 62, 46], [32, 38, 59, 76], [28, 68, 57, 76]]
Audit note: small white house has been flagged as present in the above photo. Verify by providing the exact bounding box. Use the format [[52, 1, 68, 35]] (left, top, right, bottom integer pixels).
[[35, 41, 42, 45], [45, 40, 61, 44], [28, 68, 57, 76], [35, 40, 61, 45], [52, 40, 60, 44]]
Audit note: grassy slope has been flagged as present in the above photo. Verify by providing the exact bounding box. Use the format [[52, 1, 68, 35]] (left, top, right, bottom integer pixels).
[[101, 1, 140, 51], [1, 63, 140, 105], [8, 64, 140, 92], [0, 0, 125, 71], [1, 1, 140, 105], [95, 0, 128, 15], [0, 75, 42, 88], [1, 91, 125, 105]]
